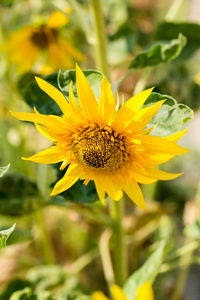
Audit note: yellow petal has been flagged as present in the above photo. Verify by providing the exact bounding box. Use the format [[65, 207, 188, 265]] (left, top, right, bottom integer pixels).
[[11, 111, 66, 130], [35, 123, 58, 141], [94, 177, 106, 205], [127, 100, 165, 133], [47, 10, 69, 28], [122, 180, 147, 210], [111, 87, 154, 131], [50, 163, 81, 195], [132, 172, 158, 184], [22, 146, 67, 164], [35, 77, 70, 116], [76, 64, 98, 121], [135, 282, 154, 300], [164, 128, 189, 142], [102, 179, 123, 201], [68, 81, 86, 123], [140, 135, 189, 155], [92, 291, 110, 300], [99, 76, 116, 124], [142, 167, 183, 180], [110, 285, 127, 300]]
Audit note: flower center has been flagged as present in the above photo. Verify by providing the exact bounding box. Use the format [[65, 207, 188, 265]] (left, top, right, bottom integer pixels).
[[31, 26, 57, 48], [72, 123, 128, 173]]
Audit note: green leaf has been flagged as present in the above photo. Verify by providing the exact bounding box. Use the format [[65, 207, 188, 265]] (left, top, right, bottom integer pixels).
[[9, 287, 53, 300], [50, 164, 99, 205], [57, 69, 103, 103], [0, 279, 32, 300], [0, 173, 42, 216], [129, 33, 187, 69], [0, 224, 15, 250], [184, 218, 200, 240], [144, 92, 193, 136], [18, 70, 103, 116], [123, 241, 165, 300], [18, 72, 61, 116], [155, 22, 200, 60], [108, 24, 137, 65], [0, 164, 10, 178]]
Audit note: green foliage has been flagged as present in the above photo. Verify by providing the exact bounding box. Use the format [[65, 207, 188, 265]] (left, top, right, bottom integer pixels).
[[123, 242, 165, 300], [108, 24, 137, 65], [58, 69, 103, 103], [0, 164, 10, 178], [145, 92, 193, 136], [4, 265, 90, 300], [129, 33, 187, 69], [0, 224, 15, 250], [0, 174, 42, 216], [18, 70, 103, 116], [18, 73, 61, 116], [9, 288, 53, 300], [50, 165, 99, 205], [184, 218, 200, 240], [155, 22, 200, 60]]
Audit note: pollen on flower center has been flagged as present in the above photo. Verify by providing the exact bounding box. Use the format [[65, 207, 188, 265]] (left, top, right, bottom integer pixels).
[[31, 26, 57, 48], [72, 123, 128, 173]]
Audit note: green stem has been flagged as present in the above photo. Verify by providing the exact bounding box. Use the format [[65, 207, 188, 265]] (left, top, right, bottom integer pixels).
[[109, 198, 127, 286], [91, 0, 110, 80], [165, 0, 188, 21], [34, 209, 56, 265], [133, 67, 152, 95], [67, 0, 92, 43], [69, 248, 99, 274], [99, 229, 115, 287]]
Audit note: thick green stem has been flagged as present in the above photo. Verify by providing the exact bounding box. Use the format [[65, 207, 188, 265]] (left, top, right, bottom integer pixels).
[[91, 0, 110, 80], [109, 199, 127, 286]]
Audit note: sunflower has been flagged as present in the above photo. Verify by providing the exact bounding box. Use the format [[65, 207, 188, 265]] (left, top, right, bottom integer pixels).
[[92, 282, 154, 300], [11, 64, 189, 209], [2, 10, 84, 74]]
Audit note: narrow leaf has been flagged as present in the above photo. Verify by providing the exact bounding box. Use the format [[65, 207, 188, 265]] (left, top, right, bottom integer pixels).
[[0, 224, 15, 250], [0, 164, 10, 178], [123, 241, 165, 299]]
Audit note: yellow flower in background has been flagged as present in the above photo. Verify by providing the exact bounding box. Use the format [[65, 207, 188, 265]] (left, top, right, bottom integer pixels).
[[2, 9, 84, 74], [92, 282, 154, 300], [11, 64, 189, 209]]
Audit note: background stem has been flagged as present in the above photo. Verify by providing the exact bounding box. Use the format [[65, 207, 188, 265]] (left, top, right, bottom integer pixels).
[[91, 0, 110, 80], [35, 209, 56, 265]]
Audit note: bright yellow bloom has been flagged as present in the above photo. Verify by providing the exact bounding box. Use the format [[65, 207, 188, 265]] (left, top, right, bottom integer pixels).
[[11, 64, 189, 209], [2, 10, 84, 74], [92, 282, 154, 300]]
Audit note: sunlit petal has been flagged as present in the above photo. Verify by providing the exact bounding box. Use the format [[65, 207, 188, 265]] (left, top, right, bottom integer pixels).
[[76, 64, 98, 121], [111, 87, 154, 130], [92, 291, 110, 300], [50, 163, 81, 196], [122, 180, 147, 210], [135, 282, 154, 300], [110, 285, 127, 300], [140, 135, 189, 155], [99, 76, 116, 123], [22, 146, 67, 164], [35, 77, 70, 116]]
